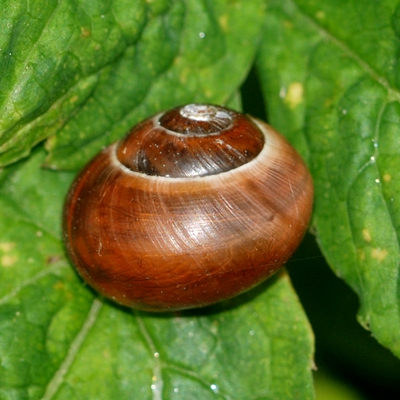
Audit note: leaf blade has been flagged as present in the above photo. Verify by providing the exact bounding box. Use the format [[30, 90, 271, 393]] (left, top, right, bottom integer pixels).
[[257, 0, 400, 356]]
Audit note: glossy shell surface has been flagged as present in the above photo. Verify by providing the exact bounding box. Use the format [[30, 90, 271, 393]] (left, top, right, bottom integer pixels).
[[64, 104, 313, 312]]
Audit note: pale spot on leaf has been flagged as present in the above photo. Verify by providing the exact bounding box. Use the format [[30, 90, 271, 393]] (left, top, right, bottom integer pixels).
[[284, 20, 294, 29], [362, 229, 372, 242], [204, 88, 213, 98], [0, 242, 15, 252], [70, 95, 79, 104], [219, 15, 228, 31], [371, 248, 388, 262], [284, 82, 303, 109], [383, 173, 391, 182], [2, 254, 17, 267]]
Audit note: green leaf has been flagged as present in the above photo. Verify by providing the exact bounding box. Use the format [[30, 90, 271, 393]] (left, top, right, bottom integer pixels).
[[0, 0, 145, 166], [0, 1, 315, 398], [257, 0, 400, 356], [0, 0, 267, 169], [0, 149, 314, 399]]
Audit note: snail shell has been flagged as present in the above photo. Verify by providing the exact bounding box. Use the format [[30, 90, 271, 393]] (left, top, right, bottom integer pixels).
[[63, 104, 313, 312]]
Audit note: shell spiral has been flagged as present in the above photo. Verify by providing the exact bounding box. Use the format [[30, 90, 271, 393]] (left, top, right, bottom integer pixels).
[[63, 104, 313, 312]]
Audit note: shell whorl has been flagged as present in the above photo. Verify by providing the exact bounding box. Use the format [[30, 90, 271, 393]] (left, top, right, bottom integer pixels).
[[116, 104, 265, 178]]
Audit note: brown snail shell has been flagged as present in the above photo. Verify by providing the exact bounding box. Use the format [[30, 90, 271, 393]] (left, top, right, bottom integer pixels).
[[63, 104, 313, 312]]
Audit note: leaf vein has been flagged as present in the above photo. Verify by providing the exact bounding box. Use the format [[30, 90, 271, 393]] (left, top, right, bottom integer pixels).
[[293, 0, 400, 101], [40, 298, 103, 400], [135, 312, 164, 400]]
